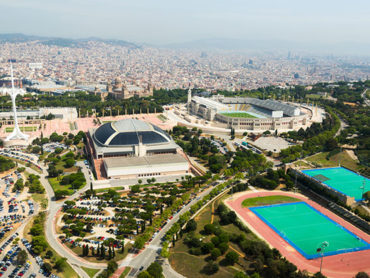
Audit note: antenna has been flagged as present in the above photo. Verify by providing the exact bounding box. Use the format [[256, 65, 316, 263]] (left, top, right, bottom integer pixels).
[[5, 62, 29, 141]]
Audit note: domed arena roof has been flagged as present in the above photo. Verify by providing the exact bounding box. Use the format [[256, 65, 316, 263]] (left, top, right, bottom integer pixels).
[[93, 118, 171, 147]]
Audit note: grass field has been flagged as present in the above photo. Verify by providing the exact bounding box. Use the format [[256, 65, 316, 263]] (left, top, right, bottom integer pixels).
[[220, 112, 257, 118], [82, 267, 100, 278], [48, 177, 74, 195], [31, 193, 48, 209], [305, 151, 360, 172], [5, 126, 37, 132], [95, 186, 125, 193], [242, 195, 300, 207], [250, 202, 370, 259]]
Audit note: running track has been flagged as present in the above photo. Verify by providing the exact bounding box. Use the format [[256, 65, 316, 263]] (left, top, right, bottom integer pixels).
[[225, 191, 370, 278]]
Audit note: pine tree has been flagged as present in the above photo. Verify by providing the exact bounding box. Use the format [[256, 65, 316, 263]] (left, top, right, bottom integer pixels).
[[91, 246, 95, 257], [172, 235, 175, 247], [112, 246, 115, 258], [86, 244, 89, 256], [108, 245, 112, 259], [100, 244, 105, 259], [97, 243, 100, 257], [82, 244, 86, 256]]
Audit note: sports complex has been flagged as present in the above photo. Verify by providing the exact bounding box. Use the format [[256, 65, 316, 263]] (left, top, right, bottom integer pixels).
[[226, 191, 370, 278], [301, 167, 369, 202], [188, 95, 311, 131]]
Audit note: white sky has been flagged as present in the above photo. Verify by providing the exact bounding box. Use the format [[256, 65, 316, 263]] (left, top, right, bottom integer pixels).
[[0, 0, 369, 45]]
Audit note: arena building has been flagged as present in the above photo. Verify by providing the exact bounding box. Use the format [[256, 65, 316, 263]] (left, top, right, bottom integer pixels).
[[86, 118, 190, 180], [188, 94, 310, 131]]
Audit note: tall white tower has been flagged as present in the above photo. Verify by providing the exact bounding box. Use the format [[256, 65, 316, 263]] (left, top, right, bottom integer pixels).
[[5, 63, 29, 141], [187, 87, 192, 112]]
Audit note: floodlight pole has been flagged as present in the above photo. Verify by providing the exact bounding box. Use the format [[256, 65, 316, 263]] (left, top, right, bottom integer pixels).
[[317, 241, 328, 274]]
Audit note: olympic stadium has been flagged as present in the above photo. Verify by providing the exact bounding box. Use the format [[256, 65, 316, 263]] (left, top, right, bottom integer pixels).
[[187, 95, 311, 131]]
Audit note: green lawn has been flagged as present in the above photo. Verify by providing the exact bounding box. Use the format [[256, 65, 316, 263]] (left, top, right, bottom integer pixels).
[[48, 177, 74, 195], [82, 267, 100, 278], [220, 112, 257, 118], [31, 193, 48, 209], [95, 186, 125, 193], [5, 126, 37, 132], [242, 195, 300, 207], [306, 151, 360, 172]]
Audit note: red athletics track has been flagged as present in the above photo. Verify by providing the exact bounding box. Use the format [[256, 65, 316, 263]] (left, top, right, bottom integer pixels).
[[225, 191, 370, 278]]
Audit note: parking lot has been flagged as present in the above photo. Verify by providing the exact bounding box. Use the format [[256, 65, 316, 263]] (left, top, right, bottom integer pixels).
[[0, 171, 36, 243], [0, 232, 36, 278], [0, 149, 42, 171]]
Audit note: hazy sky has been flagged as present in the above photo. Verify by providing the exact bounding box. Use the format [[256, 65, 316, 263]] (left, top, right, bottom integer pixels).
[[0, 0, 370, 45]]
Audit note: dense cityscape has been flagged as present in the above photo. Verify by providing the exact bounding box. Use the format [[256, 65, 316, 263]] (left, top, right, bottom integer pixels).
[[1, 38, 370, 92]]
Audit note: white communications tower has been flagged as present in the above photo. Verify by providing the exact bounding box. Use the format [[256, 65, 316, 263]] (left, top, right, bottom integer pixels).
[[5, 63, 29, 141]]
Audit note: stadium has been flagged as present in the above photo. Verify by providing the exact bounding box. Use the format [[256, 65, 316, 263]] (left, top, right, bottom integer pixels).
[[86, 118, 190, 180], [188, 95, 311, 131]]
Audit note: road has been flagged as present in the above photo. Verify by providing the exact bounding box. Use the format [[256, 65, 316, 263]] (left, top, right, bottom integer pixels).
[[24, 162, 103, 278], [120, 183, 220, 277]]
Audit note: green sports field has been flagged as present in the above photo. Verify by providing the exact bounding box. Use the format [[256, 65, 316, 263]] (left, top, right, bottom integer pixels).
[[250, 202, 369, 259], [220, 112, 257, 118], [302, 167, 369, 201]]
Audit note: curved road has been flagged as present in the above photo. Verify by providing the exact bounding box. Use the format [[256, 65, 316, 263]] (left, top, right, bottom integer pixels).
[[25, 163, 105, 278]]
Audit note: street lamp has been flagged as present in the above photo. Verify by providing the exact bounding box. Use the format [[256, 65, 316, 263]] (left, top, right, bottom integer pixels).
[[316, 241, 329, 274]]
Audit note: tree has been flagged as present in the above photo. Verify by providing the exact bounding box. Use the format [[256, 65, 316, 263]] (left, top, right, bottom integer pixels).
[[30, 224, 43, 236], [355, 273, 369, 278], [16, 250, 28, 265], [107, 260, 118, 273], [210, 248, 221, 260], [43, 262, 53, 273], [45, 250, 53, 259], [137, 271, 151, 278], [225, 251, 239, 265], [185, 219, 197, 232], [54, 258, 67, 272], [203, 261, 219, 274], [147, 262, 163, 278], [234, 272, 249, 278], [362, 191, 370, 202], [64, 158, 76, 168], [131, 185, 141, 193], [313, 272, 327, 278]]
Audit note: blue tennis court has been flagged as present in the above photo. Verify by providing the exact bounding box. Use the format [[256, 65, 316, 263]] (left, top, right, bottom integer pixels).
[[302, 167, 369, 201]]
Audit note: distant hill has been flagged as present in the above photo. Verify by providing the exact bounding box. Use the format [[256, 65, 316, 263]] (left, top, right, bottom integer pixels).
[[0, 33, 139, 49]]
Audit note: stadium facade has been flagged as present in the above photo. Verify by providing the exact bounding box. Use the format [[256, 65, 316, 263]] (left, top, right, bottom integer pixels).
[[188, 95, 309, 131], [86, 118, 190, 180]]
